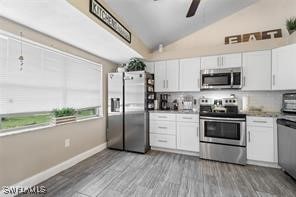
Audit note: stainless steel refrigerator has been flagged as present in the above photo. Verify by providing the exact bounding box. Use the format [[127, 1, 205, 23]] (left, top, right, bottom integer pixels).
[[107, 71, 154, 153]]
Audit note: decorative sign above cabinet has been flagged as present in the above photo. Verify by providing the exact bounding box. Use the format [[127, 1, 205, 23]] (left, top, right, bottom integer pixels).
[[225, 29, 282, 45], [89, 0, 131, 43]]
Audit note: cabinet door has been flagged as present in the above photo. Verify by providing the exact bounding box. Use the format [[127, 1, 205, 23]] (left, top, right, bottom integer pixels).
[[179, 58, 201, 91], [247, 126, 274, 162], [154, 61, 166, 92], [166, 60, 179, 92], [242, 50, 271, 91], [177, 122, 199, 152], [201, 55, 220, 70], [272, 44, 296, 90], [221, 53, 242, 68], [145, 61, 155, 74]]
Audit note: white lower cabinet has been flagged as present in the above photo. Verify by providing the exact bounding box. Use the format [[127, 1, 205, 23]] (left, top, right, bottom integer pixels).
[[150, 134, 176, 149], [149, 113, 199, 153], [176, 122, 199, 152], [246, 117, 277, 163]]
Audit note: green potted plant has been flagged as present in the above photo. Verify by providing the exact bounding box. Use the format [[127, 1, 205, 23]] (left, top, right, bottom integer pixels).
[[286, 17, 296, 35], [126, 58, 146, 71], [52, 108, 77, 125]]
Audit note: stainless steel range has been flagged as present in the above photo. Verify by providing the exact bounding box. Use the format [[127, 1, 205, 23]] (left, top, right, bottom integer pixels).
[[199, 97, 247, 165]]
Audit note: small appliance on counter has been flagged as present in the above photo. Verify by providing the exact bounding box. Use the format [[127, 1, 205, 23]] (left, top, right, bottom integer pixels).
[[199, 95, 246, 165], [160, 94, 170, 110], [282, 93, 296, 113], [277, 92, 296, 179]]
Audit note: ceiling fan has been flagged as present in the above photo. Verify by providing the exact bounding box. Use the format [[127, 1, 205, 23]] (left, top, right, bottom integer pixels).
[[186, 0, 201, 18]]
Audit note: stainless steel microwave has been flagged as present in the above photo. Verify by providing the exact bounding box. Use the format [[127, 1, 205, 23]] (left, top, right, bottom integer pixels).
[[200, 67, 242, 90]]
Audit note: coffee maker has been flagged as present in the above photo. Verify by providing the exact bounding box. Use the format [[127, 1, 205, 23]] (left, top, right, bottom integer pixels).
[[160, 94, 170, 110]]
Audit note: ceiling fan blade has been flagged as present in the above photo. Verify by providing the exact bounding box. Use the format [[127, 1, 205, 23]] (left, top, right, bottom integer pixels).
[[186, 0, 200, 18]]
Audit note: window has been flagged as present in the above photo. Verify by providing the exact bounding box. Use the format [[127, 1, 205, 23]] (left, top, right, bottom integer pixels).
[[0, 35, 103, 133]]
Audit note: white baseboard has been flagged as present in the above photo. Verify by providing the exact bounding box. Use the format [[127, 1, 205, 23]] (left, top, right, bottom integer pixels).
[[151, 147, 199, 157], [1, 143, 107, 197], [247, 159, 280, 168]]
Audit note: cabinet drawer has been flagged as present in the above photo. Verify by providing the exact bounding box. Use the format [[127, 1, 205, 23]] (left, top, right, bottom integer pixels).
[[150, 113, 176, 121], [247, 116, 274, 127], [150, 121, 176, 135], [150, 134, 176, 149], [177, 114, 199, 123]]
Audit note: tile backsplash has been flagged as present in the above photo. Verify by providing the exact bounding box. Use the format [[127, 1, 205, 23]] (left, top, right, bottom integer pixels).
[[158, 90, 295, 112]]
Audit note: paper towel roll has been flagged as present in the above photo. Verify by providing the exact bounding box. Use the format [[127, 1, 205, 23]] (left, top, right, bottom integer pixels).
[[242, 96, 249, 112]]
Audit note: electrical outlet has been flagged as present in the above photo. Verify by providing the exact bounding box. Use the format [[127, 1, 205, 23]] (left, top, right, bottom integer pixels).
[[65, 139, 70, 148]]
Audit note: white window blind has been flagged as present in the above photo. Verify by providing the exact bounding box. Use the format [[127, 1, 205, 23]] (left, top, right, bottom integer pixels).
[[0, 35, 102, 115]]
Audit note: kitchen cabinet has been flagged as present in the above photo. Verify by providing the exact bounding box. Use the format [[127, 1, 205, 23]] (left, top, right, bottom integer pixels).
[[166, 60, 179, 92], [149, 113, 199, 153], [242, 50, 271, 91], [272, 43, 296, 90], [150, 113, 177, 149], [145, 61, 155, 74], [201, 53, 242, 70], [154, 60, 179, 92], [247, 117, 277, 163], [179, 58, 201, 91], [176, 114, 199, 152], [154, 61, 166, 92]]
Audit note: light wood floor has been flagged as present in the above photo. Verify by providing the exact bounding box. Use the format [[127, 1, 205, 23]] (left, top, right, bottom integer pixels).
[[20, 149, 296, 197]]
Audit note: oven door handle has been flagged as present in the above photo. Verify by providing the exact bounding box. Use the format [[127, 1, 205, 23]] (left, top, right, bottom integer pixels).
[[200, 116, 246, 122]]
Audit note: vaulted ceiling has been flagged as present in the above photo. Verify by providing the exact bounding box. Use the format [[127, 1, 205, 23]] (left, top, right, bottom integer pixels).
[[105, 0, 258, 50]]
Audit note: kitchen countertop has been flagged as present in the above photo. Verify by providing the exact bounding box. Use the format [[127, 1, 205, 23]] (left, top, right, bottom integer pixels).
[[149, 110, 199, 114], [246, 111, 281, 118], [149, 110, 283, 117]]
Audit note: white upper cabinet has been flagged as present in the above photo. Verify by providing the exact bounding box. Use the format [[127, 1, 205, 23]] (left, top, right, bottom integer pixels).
[[166, 60, 179, 92], [222, 53, 242, 68], [154, 60, 179, 92], [154, 61, 166, 92], [179, 58, 201, 92], [145, 61, 155, 74], [272, 43, 296, 90], [200, 55, 220, 70], [201, 53, 242, 70], [242, 50, 271, 91]]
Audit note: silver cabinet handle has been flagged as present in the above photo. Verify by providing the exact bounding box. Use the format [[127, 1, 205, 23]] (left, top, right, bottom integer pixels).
[[222, 56, 224, 66], [158, 140, 167, 143], [166, 80, 168, 89], [158, 116, 167, 118], [158, 126, 168, 129], [253, 120, 267, 123], [197, 78, 200, 88], [243, 76, 246, 86], [182, 117, 193, 120], [217, 57, 219, 67], [248, 131, 251, 143], [163, 80, 165, 89], [197, 127, 199, 137], [272, 75, 276, 86]]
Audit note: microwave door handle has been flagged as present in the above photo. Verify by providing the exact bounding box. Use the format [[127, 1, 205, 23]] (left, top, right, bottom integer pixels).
[[230, 71, 234, 88]]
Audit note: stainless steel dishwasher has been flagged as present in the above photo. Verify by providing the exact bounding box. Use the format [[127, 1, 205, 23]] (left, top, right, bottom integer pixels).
[[277, 118, 296, 179]]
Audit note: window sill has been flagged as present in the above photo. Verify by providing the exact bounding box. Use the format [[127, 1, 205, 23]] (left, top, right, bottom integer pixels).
[[0, 116, 104, 138]]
